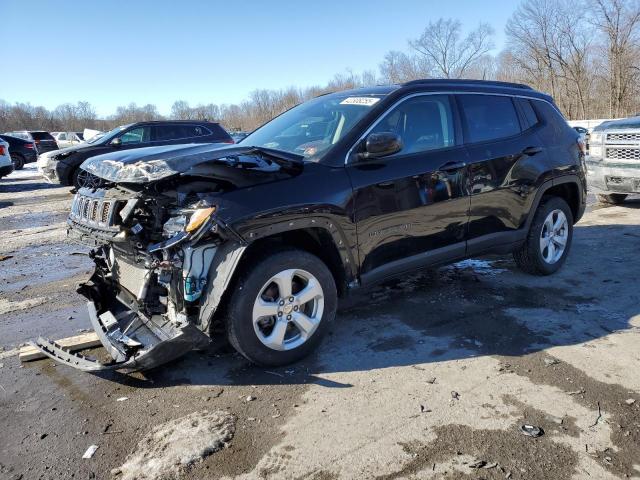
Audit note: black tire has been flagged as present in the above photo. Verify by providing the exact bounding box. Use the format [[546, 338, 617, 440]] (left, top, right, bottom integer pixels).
[[226, 249, 337, 366], [513, 196, 574, 276], [10, 154, 24, 170], [597, 193, 627, 205]]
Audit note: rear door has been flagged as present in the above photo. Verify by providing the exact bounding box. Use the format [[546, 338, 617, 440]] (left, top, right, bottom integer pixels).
[[458, 94, 546, 251], [348, 94, 470, 283]]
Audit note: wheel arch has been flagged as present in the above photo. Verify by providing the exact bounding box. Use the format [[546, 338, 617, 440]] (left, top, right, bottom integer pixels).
[[526, 175, 585, 227], [199, 220, 356, 334]]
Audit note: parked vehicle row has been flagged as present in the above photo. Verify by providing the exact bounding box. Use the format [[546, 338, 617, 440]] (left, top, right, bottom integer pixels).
[[53, 131, 84, 149], [3, 130, 58, 154], [0, 134, 37, 170], [37, 120, 234, 188], [30, 79, 587, 372]]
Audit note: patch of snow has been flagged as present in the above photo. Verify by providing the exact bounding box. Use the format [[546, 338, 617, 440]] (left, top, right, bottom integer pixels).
[[448, 259, 507, 276], [115, 410, 235, 480]]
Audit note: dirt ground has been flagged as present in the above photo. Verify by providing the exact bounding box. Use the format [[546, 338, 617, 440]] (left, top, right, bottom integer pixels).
[[0, 164, 639, 480]]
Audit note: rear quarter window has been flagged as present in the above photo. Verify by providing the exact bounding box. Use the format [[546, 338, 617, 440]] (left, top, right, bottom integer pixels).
[[532, 100, 573, 143], [206, 124, 233, 142], [459, 94, 521, 143]]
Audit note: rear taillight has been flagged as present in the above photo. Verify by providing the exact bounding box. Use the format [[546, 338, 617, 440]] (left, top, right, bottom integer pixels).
[[24, 143, 35, 149], [0, 145, 5, 155], [223, 139, 235, 144], [577, 138, 586, 155]]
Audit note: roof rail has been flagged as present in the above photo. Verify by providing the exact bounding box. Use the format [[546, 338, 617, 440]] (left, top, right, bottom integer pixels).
[[402, 78, 533, 90]]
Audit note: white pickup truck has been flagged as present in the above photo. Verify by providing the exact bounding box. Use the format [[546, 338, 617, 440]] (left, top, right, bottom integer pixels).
[[587, 116, 640, 204]]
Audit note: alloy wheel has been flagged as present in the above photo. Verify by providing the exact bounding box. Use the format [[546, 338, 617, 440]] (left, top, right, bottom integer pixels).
[[252, 268, 324, 351], [539, 209, 568, 264]]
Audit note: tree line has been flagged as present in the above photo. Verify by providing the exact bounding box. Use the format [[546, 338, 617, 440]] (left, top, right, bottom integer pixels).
[[1, 0, 638, 134]]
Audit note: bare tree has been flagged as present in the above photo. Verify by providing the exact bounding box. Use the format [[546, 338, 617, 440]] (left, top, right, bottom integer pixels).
[[591, 0, 640, 117], [409, 19, 494, 78]]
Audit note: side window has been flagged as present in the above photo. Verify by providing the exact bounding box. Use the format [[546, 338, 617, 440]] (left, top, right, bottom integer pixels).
[[459, 95, 521, 143], [369, 95, 455, 155], [154, 124, 211, 141], [58, 133, 67, 140], [518, 99, 539, 130], [120, 126, 150, 144]]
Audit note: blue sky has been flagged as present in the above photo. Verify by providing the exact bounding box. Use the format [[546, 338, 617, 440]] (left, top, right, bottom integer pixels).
[[1, 0, 520, 116]]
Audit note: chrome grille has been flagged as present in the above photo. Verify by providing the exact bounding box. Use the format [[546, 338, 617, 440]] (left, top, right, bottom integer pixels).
[[69, 192, 121, 228], [606, 148, 640, 161], [607, 132, 640, 142]]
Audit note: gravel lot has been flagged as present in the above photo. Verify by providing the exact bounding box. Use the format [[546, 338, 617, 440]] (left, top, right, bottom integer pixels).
[[1, 164, 639, 480]]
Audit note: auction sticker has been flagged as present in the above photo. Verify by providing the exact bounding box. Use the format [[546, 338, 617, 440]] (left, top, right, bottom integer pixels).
[[340, 97, 381, 106]]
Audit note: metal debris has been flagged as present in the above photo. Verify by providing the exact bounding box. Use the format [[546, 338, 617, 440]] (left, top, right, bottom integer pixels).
[[567, 389, 586, 395], [426, 377, 436, 384], [520, 424, 544, 437], [245, 395, 256, 402], [589, 402, 602, 428], [451, 391, 460, 400], [116, 397, 129, 402], [420, 404, 432, 413], [625, 398, 636, 405], [82, 445, 99, 459], [469, 460, 487, 468]]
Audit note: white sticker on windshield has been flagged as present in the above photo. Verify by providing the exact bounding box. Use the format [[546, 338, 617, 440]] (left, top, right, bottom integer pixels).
[[340, 97, 380, 106]]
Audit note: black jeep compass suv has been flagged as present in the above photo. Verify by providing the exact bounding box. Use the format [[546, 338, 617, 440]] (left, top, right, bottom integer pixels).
[[33, 80, 586, 372]]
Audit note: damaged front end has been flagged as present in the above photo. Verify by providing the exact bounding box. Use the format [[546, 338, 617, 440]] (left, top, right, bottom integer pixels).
[[30, 145, 300, 371]]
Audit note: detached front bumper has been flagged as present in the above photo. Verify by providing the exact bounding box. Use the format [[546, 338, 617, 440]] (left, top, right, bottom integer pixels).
[[586, 159, 640, 194], [31, 271, 211, 372]]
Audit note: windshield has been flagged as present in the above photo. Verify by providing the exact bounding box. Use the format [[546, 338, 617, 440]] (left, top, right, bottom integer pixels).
[[87, 125, 128, 144], [240, 93, 386, 160]]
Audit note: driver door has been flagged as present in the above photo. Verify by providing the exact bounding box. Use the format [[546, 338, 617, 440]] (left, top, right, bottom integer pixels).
[[346, 94, 470, 284]]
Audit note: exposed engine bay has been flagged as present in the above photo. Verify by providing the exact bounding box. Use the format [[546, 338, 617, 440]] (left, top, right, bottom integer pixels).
[[32, 145, 303, 371]]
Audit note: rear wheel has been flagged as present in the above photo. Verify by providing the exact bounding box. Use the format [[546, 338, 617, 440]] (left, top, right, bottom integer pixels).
[[513, 196, 574, 275], [10, 154, 24, 170], [226, 249, 337, 366], [597, 193, 627, 205]]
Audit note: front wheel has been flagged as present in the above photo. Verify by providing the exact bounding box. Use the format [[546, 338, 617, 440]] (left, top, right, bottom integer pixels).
[[597, 193, 627, 205], [513, 196, 574, 275], [72, 168, 102, 189], [226, 249, 337, 366]]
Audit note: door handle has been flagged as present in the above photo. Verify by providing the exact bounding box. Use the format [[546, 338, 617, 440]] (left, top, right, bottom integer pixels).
[[522, 146, 543, 155], [438, 161, 467, 171], [376, 181, 395, 188]]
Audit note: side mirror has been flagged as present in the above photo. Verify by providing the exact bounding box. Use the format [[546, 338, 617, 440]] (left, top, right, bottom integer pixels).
[[110, 137, 122, 147], [360, 132, 403, 159]]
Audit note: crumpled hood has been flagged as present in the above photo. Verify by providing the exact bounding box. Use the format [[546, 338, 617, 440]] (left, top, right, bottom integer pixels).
[[593, 116, 640, 131], [80, 143, 304, 184]]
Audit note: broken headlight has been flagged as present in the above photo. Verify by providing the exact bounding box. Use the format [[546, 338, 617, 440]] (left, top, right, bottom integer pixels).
[[160, 205, 217, 243], [162, 215, 187, 237]]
